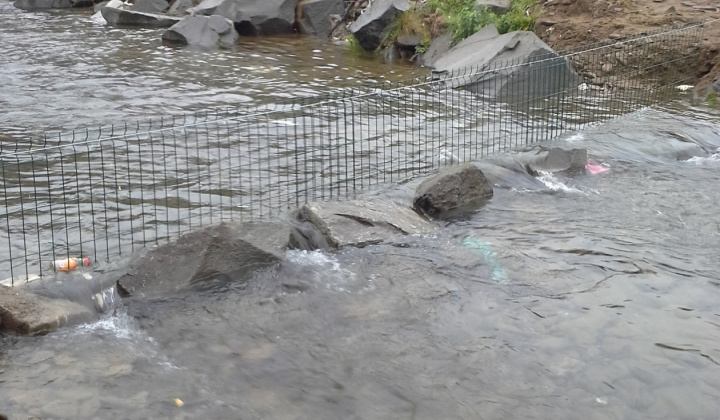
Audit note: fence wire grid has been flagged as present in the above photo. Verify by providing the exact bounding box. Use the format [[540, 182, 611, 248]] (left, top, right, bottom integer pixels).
[[0, 21, 707, 285]]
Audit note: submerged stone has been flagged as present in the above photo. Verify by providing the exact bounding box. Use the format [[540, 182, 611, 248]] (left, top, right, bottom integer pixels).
[[292, 199, 434, 249], [414, 163, 494, 219], [0, 285, 96, 336], [116, 221, 290, 298]]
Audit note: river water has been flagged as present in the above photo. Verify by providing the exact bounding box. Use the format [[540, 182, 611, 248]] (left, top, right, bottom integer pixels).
[[2, 2, 720, 419]]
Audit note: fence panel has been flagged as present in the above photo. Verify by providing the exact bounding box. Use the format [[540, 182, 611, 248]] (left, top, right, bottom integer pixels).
[[0, 22, 706, 285]]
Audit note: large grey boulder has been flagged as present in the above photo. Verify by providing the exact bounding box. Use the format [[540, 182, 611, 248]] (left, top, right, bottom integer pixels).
[[162, 15, 239, 49], [0, 285, 95, 336], [14, 0, 92, 9], [414, 163, 493, 218], [292, 199, 434, 250], [116, 222, 290, 298], [297, 0, 344, 37], [189, 0, 298, 35], [526, 148, 587, 175], [101, 6, 182, 27], [417, 32, 451, 68], [130, 0, 169, 13], [477, 0, 511, 14], [432, 24, 499, 71], [432, 27, 580, 102], [348, 0, 409, 51]]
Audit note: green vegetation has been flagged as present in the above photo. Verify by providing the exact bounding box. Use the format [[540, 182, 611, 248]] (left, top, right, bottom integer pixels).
[[708, 91, 718, 109], [427, 0, 542, 44], [385, 6, 434, 54], [351, 0, 542, 55], [345, 34, 370, 56]]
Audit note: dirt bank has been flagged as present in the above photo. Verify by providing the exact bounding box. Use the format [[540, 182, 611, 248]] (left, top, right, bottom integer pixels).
[[534, 0, 720, 97]]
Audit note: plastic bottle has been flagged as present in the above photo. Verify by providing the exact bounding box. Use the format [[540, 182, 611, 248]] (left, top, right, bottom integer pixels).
[[51, 257, 91, 272]]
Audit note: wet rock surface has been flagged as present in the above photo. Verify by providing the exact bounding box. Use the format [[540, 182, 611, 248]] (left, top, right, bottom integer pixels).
[[116, 221, 290, 298], [101, 6, 182, 27], [414, 163, 494, 218], [162, 15, 239, 49], [0, 285, 96, 336], [190, 0, 298, 35], [292, 199, 434, 249]]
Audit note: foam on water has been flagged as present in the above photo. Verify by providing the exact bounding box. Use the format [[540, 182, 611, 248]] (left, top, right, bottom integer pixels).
[[564, 133, 585, 142], [286, 249, 342, 270], [536, 171, 585, 193], [90, 11, 106, 25], [76, 310, 142, 341], [685, 148, 720, 164], [285, 249, 373, 293]]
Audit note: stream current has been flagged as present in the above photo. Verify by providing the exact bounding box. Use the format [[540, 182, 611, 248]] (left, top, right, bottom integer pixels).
[[1, 2, 720, 419]]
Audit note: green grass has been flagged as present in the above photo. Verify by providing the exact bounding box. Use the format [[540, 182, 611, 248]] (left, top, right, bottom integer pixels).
[[351, 0, 542, 55], [428, 0, 542, 44], [345, 34, 370, 56], [708, 91, 718, 109], [383, 6, 434, 54]]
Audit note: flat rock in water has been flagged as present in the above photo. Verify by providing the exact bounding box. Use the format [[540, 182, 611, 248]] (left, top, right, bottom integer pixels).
[[116, 221, 290, 298], [101, 6, 182, 27], [163, 15, 239, 49], [0, 285, 95, 336], [293, 199, 434, 249], [414, 163, 494, 218], [526, 148, 587, 175], [348, 0, 409, 50]]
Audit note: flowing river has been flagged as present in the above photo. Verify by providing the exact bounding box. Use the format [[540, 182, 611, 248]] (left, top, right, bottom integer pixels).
[[2, 2, 720, 419]]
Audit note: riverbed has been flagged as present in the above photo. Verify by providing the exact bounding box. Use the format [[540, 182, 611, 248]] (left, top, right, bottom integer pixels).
[[2, 2, 720, 419]]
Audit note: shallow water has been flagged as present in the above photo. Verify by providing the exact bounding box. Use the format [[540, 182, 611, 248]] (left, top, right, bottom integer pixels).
[[2, 2, 720, 419], [0, 1, 420, 136], [2, 105, 719, 419]]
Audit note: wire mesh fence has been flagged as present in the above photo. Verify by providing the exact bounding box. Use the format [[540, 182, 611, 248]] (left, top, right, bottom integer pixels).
[[0, 21, 706, 285]]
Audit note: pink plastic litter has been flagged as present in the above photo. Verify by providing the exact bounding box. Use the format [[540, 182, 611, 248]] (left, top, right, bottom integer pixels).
[[585, 160, 609, 175]]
